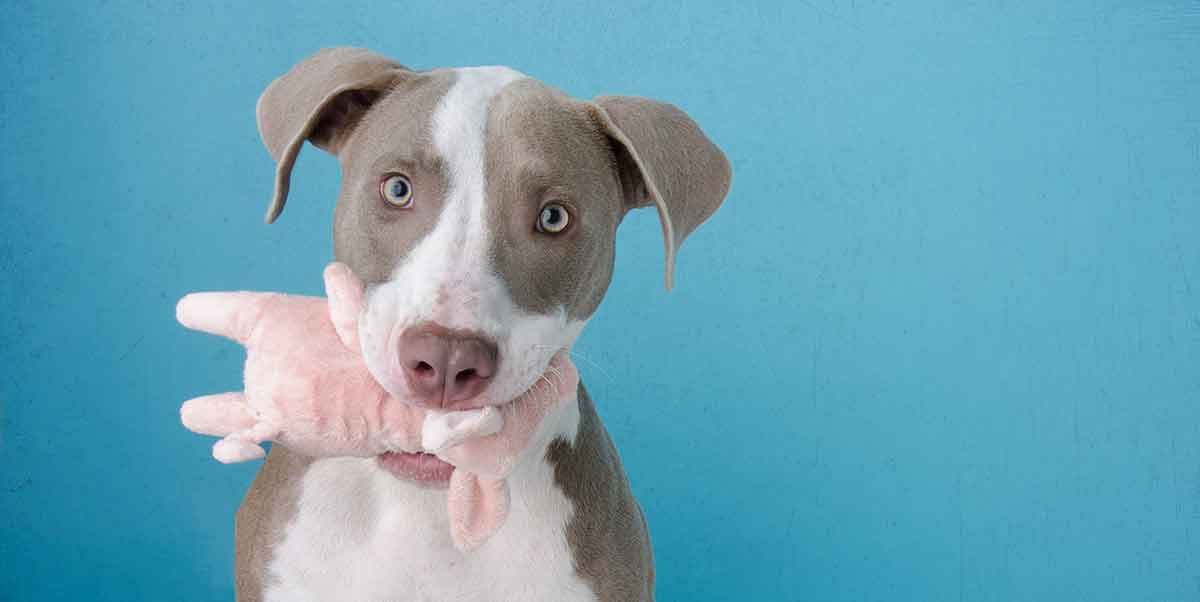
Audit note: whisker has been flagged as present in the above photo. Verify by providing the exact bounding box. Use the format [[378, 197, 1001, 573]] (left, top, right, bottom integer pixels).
[[532, 345, 614, 383], [540, 373, 560, 398], [567, 351, 612, 383]]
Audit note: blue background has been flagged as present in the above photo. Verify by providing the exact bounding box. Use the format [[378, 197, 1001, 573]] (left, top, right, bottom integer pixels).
[[2, 2, 1198, 600]]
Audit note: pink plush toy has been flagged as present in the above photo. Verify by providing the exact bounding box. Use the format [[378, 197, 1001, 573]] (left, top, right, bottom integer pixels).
[[176, 263, 578, 551]]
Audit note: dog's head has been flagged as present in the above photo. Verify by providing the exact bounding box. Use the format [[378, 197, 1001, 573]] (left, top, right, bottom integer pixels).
[[257, 48, 730, 411]]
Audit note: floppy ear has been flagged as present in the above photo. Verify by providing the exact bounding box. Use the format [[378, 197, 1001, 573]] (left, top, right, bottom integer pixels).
[[257, 47, 409, 223], [590, 96, 732, 290]]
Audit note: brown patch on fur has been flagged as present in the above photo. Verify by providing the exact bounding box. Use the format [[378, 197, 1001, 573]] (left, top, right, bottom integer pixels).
[[484, 79, 626, 319], [234, 446, 313, 601], [546, 384, 655, 601], [589, 95, 733, 291]]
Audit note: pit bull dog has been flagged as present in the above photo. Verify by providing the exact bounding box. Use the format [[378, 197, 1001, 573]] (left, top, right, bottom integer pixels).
[[234, 47, 731, 601]]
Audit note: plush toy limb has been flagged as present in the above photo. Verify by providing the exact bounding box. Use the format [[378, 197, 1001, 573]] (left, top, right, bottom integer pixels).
[[421, 407, 503, 454], [323, 262, 364, 349], [212, 439, 266, 463], [447, 472, 510, 551], [180, 392, 281, 463], [211, 427, 276, 463], [176, 291, 281, 345], [179, 392, 258, 437]]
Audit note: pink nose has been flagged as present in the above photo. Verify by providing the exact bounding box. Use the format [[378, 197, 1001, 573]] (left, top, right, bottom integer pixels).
[[397, 324, 499, 408]]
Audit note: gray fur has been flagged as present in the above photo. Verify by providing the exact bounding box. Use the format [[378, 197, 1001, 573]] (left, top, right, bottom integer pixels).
[[546, 384, 656, 601], [331, 71, 457, 284], [484, 79, 624, 319], [256, 47, 410, 224], [591, 95, 733, 290]]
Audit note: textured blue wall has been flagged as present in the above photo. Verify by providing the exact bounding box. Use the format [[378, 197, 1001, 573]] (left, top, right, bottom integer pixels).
[[2, 2, 1198, 600]]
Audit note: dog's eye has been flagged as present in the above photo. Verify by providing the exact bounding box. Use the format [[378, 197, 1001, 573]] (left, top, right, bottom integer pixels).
[[536, 203, 570, 234], [380, 174, 414, 208]]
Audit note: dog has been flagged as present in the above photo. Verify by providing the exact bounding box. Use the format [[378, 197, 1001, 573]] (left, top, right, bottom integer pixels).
[[235, 47, 731, 601]]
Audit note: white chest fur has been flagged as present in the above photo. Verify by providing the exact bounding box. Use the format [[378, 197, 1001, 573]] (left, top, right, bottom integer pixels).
[[263, 397, 594, 602]]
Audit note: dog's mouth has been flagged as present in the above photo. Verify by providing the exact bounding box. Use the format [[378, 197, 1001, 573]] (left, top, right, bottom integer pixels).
[[375, 350, 568, 486], [376, 451, 456, 487]]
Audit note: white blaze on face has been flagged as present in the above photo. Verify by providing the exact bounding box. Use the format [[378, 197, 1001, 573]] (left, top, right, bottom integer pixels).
[[359, 67, 586, 406]]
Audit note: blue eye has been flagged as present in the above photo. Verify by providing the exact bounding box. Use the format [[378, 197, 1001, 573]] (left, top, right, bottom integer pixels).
[[380, 174, 414, 208], [537, 203, 570, 234]]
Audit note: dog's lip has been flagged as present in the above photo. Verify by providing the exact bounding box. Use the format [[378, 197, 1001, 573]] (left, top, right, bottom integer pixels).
[[376, 452, 454, 487]]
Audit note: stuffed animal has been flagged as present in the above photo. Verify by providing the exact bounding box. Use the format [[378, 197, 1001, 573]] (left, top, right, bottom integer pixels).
[[176, 262, 579, 551]]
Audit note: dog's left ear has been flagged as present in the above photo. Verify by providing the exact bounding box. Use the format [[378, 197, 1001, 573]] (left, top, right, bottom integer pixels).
[[590, 96, 732, 290]]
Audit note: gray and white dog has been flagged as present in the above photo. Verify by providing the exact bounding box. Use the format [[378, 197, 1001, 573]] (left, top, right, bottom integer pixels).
[[237, 47, 730, 601]]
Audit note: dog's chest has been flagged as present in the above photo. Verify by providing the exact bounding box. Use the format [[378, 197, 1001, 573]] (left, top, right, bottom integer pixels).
[[262, 455, 594, 602]]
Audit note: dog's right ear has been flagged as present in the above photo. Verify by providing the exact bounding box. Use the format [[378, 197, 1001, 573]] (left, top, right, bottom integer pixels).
[[589, 96, 732, 291], [257, 47, 408, 223]]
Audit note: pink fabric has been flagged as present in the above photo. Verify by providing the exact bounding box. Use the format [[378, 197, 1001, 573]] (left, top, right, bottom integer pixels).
[[447, 473, 510, 552], [176, 262, 578, 551]]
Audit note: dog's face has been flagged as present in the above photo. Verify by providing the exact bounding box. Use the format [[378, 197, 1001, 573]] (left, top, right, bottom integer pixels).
[[337, 70, 625, 408], [257, 49, 730, 410]]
